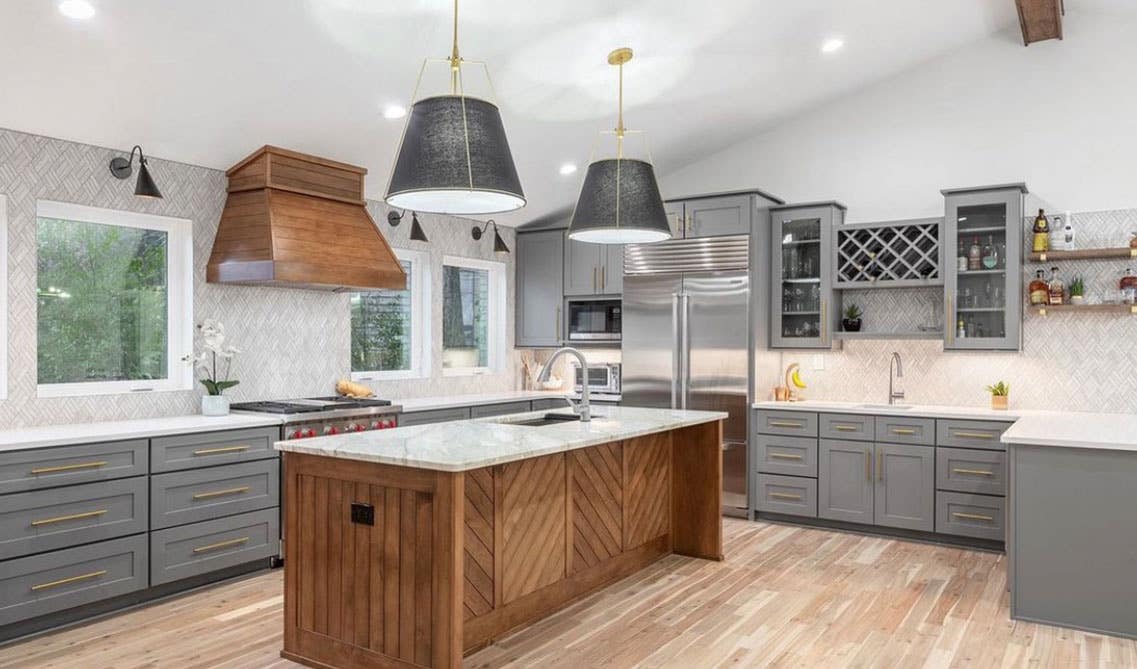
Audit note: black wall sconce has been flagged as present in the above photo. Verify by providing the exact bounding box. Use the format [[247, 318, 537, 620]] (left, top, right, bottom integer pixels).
[[387, 209, 428, 242], [471, 220, 510, 255], [109, 145, 163, 199]]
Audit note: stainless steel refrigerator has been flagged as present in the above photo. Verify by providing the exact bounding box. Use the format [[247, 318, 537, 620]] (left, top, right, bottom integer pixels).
[[622, 235, 752, 517]]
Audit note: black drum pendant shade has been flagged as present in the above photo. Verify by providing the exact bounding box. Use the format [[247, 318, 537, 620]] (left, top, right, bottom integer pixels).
[[569, 158, 671, 244], [386, 95, 525, 215]]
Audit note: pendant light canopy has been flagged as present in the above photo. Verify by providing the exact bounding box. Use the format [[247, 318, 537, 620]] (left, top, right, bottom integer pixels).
[[384, 0, 525, 216], [568, 48, 670, 245]]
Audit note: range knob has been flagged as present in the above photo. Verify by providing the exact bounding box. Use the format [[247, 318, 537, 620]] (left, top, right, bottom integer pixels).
[[324, 425, 340, 435], [384, 419, 397, 429], [370, 420, 382, 430], [305, 428, 317, 438], [347, 423, 366, 433], [289, 430, 305, 440]]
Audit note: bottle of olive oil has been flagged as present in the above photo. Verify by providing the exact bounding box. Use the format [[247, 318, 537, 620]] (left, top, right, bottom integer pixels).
[[1032, 209, 1050, 253]]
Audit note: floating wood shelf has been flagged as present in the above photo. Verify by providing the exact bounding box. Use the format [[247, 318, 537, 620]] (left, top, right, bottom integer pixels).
[[1028, 247, 1137, 263], [1033, 304, 1137, 315]]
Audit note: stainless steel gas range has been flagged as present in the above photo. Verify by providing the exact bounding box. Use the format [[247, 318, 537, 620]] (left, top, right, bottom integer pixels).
[[230, 396, 403, 440]]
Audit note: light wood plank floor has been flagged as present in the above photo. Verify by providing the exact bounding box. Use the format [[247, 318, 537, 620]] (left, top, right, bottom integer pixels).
[[2, 519, 1134, 668]]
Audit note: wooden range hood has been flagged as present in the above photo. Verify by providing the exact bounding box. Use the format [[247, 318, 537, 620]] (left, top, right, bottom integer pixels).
[[207, 146, 406, 291]]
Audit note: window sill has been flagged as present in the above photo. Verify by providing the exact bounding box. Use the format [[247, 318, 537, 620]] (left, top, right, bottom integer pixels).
[[37, 379, 192, 398], [442, 367, 496, 378], [351, 370, 425, 382]]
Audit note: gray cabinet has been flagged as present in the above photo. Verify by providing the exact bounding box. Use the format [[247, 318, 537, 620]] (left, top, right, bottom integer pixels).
[[874, 442, 935, 532], [0, 439, 148, 495], [150, 459, 279, 530], [754, 473, 817, 517], [398, 407, 472, 426], [469, 401, 533, 418], [666, 193, 754, 239], [150, 508, 279, 586], [942, 184, 1025, 351], [564, 234, 622, 296], [770, 203, 842, 349], [818, 439, 874, 524], [515, 230, 565, 347], [150, 427, 278, 473]]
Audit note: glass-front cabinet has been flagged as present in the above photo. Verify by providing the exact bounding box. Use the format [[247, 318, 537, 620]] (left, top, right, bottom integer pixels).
[[770, 203, 843, 349], [942, 184, 1025, 351]]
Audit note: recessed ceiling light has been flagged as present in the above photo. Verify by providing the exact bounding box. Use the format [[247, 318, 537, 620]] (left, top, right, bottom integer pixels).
[[821, 37, 845, 54], [58, 0, 95, 20], [559, 163, 578, 176], [382, 104, 406, 120]]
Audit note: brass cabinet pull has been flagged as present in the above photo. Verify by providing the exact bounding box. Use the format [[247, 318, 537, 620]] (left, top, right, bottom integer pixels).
[[601, 266, 606, 291], [865, 450, 872, 482], [192, 486, 250, 500], [953, 431, 995, 440], [833, 425, 858, 432], [820, 299, 827, 341], [193, 537, 250, 554], [952, 468, 994, 476], [192, 445, 250, 456], [769, 492, 802, 501], [946, 293, 954, 345], [891, 428, 917, 435], [593, 267, 598, 292], [877, 450, 884, 482], [31, 509, 108, 526], [769, 420, 803, 428], [770, 453, 804, 461], [555, 306, 561, 339], [952, 511, 994, 522], [30, 461, 108, 475], [31, 570, 107, 591]]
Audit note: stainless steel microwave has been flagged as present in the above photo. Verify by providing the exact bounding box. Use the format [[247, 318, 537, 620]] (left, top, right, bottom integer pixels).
[[572, 362, 621, 395], [565, 299, 621, 342]]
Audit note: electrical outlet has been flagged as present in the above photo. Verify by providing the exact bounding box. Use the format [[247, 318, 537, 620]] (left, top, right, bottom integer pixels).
[[350, 502, 374, 526], [811, 355, 825, 371]]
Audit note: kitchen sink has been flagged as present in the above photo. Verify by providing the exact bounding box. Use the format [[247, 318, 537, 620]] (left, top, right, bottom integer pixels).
[[497, 413, 584, 427], [856, 404, 912, 410]]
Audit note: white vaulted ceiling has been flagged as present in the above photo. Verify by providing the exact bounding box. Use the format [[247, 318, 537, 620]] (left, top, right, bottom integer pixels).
[[0, 0, 1029, 224]]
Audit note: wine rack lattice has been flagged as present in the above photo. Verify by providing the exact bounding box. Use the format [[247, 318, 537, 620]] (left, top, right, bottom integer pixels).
[[835, 219, 942, 288]]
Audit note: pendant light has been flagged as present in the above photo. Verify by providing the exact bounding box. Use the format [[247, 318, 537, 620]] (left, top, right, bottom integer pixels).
[[384, 0, 525, 216], [568, 48, 670, 245]]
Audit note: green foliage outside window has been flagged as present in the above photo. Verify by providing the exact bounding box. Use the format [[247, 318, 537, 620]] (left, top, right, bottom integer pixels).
[[351, 261, 412, 372]]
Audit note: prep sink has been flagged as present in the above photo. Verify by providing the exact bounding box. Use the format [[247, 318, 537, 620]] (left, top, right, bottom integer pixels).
[[495, 413, 585, 427]]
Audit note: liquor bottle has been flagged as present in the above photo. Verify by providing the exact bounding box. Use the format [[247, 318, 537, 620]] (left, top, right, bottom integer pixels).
[[1049, 215, 1066, 251], [982, 235, 998, 269], [1029, 269, 1049, 305], [1121, 268, 1137, 304], [1032, 209, 1050, 253], [1047, 266, 1065, 306], [1062, 217, 1076, 250], [968, 238, 982, 271], [957, 240, 968, 272], [957, 317, 966, 339]]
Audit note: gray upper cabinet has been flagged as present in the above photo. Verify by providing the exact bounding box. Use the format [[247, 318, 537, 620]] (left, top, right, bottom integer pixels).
[[601, 244, 623, 294], [515, 230, 565, 347], [663, 201, 685, 239], [665, 193, 755, 239], [564, 234, 622, 296], [818, 439, 874, 524], [873, 442, 935, 532], [942, 184, 1025, 351], [770, 203, 842, 349]]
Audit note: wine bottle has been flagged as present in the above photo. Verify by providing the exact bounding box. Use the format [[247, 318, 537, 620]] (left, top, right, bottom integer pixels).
[[1032, 209, 1050, 253]]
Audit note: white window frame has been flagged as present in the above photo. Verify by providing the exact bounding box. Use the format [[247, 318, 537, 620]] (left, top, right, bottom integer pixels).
[[35, 200, 193, 398], [351, 248, 431, 382], [0, 194, 7, 400], [441, 255, 506, 377]]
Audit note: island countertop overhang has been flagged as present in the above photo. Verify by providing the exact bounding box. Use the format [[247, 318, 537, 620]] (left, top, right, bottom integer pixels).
[[274, 405, 729, 472]]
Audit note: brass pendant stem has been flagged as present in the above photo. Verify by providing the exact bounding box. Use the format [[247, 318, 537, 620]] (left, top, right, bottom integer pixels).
[[607, 47, 633, 159]]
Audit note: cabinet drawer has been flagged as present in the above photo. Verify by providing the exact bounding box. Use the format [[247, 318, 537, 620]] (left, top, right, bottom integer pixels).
[[756, 410, 818, 437], [755, 474, 817, 517], [936, 419, 1012, 451], [819, 413, 875, 442], [755, 435, 817, 477], [150, 508, 279, 586], [531, 398, 571, 412], [936, 491, 1005, 541], [398, 407, 471, 426], [0, 534, 147, 627], [150, 459, 279, 530], [874, 416, 935, 446], [0, 477, 147, 561], [470, 401, 533, 418], [151, 427, 279, 473], [936, 447, 1006, 496], [0, 440, 148, 495]]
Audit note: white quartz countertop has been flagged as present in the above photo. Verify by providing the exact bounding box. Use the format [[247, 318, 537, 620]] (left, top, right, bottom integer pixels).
[[397, 390, 572, 412], [752, 399, 1028, 420], [0, 413, 284, 453], [276, 406, 728, 472]]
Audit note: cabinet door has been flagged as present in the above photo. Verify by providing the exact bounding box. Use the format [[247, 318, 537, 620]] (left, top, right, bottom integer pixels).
[[818, 439, 873, 524], [873, 443, 935, 532], [663, 201, 685, 239], [684, 194, 752, 238], [770, 205, 837, 349], [943, 188, 1023, 351], [564, 234, 602, 296], [516, 231, 564, 346], [600, 245, 623, 295]]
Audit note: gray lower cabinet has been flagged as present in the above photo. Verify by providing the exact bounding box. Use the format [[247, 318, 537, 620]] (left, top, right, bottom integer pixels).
[[150, 508, 279, 586], [515, 230, 565, 347], [874, 443, 935, 532], [150, 427, 279, 473], [398, 407, 473, 427], [754, 473, 817, 517], [936, 419, 1011, 450], [150, 459, 279, 530], [755, 410, 818, 438], [755, 434, 817, 478], [819, 413, 874, 442], [874, 416, 935, 446], [469, 401, 533, 418], [0, 534, 148, 626], [531, 397, 571, 412], [936, 447, 1006, 496], [936, 491, 1005, 541], [818, 439, 874, 524], [0, 439, 148, 495], [0, 477, 148, 560]]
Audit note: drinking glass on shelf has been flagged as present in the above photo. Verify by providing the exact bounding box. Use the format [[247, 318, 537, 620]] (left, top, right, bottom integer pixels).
[[787, 247, 800, 279], [992, 286, 1003, 308], [961, 287, 973, 309]]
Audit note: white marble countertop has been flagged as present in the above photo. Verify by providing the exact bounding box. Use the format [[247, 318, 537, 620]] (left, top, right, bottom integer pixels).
[[397, 390, 573, 412], [276, 406, 727, 472], [0, 413, 284, 453]]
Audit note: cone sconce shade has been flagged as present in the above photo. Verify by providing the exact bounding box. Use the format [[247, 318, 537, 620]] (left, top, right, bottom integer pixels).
[[109, 145, 163, 199]]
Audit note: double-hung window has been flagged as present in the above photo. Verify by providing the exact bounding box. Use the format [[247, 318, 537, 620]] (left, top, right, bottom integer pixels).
[[350, 249, 430, 380], [442, 256, 506, 375], [35, 201, 193, 397]]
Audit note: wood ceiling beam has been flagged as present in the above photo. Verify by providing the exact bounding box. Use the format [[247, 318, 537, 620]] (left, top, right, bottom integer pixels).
[[1016, 0, 1064, 46]]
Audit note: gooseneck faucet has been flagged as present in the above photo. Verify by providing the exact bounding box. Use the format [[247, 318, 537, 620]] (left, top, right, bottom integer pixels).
[[889, 351, 905, 405], [537, 347, 592, 422]]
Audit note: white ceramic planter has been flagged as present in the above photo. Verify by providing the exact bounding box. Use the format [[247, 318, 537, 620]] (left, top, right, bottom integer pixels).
[[202, 395, 230, 416]]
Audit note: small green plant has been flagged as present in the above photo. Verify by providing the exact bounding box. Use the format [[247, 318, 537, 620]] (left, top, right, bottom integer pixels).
[[843, 303, 863, 320], [1069, 275, 1085, 297], [985, 381, 1010, 397]]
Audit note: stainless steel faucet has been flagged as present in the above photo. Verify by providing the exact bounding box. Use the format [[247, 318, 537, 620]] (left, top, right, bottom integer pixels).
[[889, 351, 905, 405], [537, 347, 592, 422]]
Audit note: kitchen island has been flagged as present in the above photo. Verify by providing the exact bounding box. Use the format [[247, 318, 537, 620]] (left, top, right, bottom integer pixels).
[[275, 406, 727, 669]]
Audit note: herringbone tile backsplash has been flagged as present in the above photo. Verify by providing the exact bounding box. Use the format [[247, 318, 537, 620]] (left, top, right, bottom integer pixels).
[[0, 128, 517, 428]]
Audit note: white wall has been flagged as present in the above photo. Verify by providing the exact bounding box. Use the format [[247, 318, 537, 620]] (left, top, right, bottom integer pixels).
[[660, 9, 1137, 223]]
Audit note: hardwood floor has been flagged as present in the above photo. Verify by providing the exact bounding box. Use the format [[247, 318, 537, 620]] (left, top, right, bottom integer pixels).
[[2, 519, 1134, 668]]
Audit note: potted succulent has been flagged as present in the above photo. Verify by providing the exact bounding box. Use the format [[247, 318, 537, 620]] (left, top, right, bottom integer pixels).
[[841, 303, 863, 332], [985, 381, 1010, 410], [1069, 275, 1086, 305], [195, 319, 241, 416]]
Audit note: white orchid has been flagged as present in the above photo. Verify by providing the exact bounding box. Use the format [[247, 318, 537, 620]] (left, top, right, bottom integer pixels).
[[196, 320, 241, 396]]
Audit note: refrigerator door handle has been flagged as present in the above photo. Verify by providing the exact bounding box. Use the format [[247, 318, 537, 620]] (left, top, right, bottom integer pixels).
[[671, 293, 680, 409], [679, 293, 690, 410]]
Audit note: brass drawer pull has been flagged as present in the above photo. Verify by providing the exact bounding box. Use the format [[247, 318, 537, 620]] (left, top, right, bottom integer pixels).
[[877, 450, 884, 482], [833, 425, 858, 432], [865, 450, 871, 482], [192, 486, 251, 500], [769, 420, 803, 428], [953, 431, 995, 439], [30, 461, 108, 475], [952, 468, 994, 476], [952, 511, 994, 522], [31, 570, 107, 591], [31, 509, 109, 526], [891, 428, 917, 435], [770, 453, 804, 461], [193, 537, 250, 554], [192, 445, 250, 456], [769, 492, 803, 501]]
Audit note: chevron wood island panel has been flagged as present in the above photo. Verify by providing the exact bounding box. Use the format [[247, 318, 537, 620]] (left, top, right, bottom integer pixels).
[[282, 420, 722, 669]]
